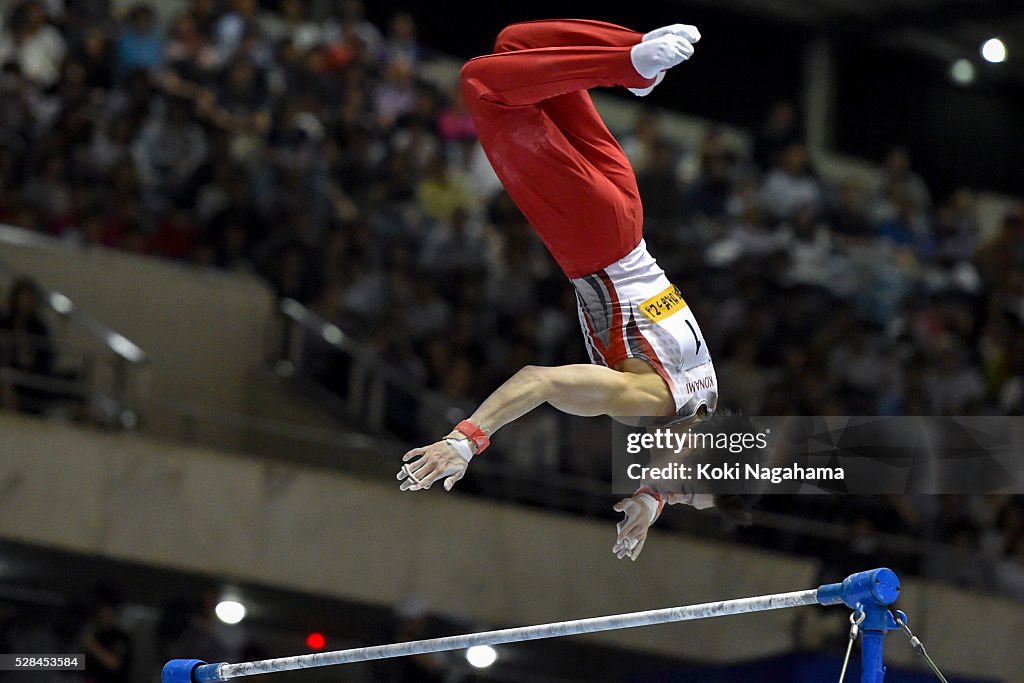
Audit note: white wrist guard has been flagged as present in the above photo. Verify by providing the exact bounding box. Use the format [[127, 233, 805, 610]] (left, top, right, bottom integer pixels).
[[444, 437, 474, 462], [634, 493, 661, 525]]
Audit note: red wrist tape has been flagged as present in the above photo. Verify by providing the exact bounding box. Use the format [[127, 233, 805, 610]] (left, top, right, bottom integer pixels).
[[454, 419, 490, 455]]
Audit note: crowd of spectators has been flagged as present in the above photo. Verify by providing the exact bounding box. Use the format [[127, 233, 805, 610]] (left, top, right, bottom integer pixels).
[[1, 0, 1023, 597]]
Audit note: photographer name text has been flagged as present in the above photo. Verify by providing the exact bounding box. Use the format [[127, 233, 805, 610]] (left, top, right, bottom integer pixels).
[[626, 462, 845, 484]]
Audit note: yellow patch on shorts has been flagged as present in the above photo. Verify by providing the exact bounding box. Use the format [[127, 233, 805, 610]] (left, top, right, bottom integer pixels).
[[639, 284, 687, 323]]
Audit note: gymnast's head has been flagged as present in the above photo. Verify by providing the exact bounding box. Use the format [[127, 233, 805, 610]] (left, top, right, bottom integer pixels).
[[644, 410, 767, 526]]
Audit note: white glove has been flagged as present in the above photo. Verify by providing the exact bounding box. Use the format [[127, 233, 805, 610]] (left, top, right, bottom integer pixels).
[[612, 493, 660, 561]]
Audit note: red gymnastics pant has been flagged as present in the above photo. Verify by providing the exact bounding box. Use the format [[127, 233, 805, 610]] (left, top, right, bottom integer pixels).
[[459, 20, 657, 279]]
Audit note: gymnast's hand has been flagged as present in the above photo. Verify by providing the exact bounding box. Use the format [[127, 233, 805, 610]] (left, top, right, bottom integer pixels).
[[612, 494, 659, 561], [397, 439, 469, 492]]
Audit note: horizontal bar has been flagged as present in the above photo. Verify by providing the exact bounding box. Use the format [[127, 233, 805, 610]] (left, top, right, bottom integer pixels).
[[192, 588, 821, 681]]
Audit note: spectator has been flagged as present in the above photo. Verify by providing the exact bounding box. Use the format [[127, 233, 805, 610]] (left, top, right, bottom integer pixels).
[[716, 335, 770, 414], [260, 0, 322, 52], [0, 0, 66, 87], [826, 180, 872, 241], [683, 144, 734, 222], [380, 11, 420, 66], [620, 112, 662, 174], [416, 151, 474, 224], [80, 585, 133, 683], [875, 187, 933, 258], [925, 340, 987, 414], [759, 144, 821, 223], [437, 87, 476, 145], [132, 97, 208, 205], [214, 0, 259, 61], [116, 4, 163, 78], [0, 63, 34, 139], [324, 0, 381, 60], [0, 277, 55, 414], [418, 206, 487, 285], [268, 241, 321, 304], [753, 100, 800, 170], [147, 204, 201, 260], [162, 11, 220, 86], [638, 139, 683, 243], [932, 188, 980, 265], [374, 57, 416, 131], [74, 25, 115, 90], [872, 145, 929, 223], [976, 212, 1023, 295]]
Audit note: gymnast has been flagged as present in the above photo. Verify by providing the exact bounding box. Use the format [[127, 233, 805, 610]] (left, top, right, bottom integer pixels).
[[397, 20, 755, 560]]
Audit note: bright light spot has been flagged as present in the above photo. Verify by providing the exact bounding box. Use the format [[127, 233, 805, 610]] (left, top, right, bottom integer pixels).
[[466, 645, 497, 668], [215, 600, 247, 625], [980, 38, 1006, 63], [305, 632, 326, 650], [108, 334, 145, 363], [950, 59, 975, 85], [48, 292, 72, 314], [322, 324, 343, 345]]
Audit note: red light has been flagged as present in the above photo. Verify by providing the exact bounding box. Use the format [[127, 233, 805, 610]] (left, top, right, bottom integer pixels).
[[306, 632, 326, 650]]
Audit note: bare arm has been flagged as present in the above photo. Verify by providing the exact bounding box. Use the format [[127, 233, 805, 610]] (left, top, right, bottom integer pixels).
[[468, 364, 673, 435], [397, 364, 673, 492]]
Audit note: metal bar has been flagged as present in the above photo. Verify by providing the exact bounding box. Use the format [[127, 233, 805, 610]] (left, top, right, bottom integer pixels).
[[189, 589, 822, 681]]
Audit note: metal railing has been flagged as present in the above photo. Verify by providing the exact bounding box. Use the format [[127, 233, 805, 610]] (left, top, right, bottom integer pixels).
[[0, 254, 148, 427], [272, 297, 466, 439]]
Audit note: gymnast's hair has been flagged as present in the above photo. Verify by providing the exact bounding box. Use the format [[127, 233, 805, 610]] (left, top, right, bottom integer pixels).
[[686, 411, 768, 527]]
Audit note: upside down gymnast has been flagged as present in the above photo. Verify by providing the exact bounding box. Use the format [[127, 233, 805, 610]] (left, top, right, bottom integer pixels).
[[397, 20, 736, 560]]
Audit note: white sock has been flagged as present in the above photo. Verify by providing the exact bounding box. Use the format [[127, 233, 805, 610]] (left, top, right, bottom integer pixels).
[[642, 24, 701, 45], [630, 34, 695, 79], [627, 71, 665, 97]]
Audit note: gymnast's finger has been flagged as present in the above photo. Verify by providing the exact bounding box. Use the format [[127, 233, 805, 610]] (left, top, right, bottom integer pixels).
[[398, 464, 426, 490], [412, 462, 447, 489], [397, 459, 426, 482], [403, 447, 426, 462], [618, 518, 646, 543], [400, 474, 425, 492], [402, 453, 431, 472], [442, 470, 464, 491], [679, 24, 700, 43]]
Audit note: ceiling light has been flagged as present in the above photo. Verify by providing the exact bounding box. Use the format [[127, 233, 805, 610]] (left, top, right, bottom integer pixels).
[[950, 59, 975, 85], [215, 600, 247, 625], [465, 645, 498, 668], [980, 38, 1006, 63]]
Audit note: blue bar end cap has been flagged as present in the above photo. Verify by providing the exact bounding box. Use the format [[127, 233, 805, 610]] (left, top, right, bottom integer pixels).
[[162, 659, 207, 683], [817, 568, 900, 609]]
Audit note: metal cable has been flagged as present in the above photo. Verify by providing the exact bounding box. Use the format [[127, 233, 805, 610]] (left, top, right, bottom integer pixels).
[[837, 610, 865, 683], [895, 615, 950, 683]]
